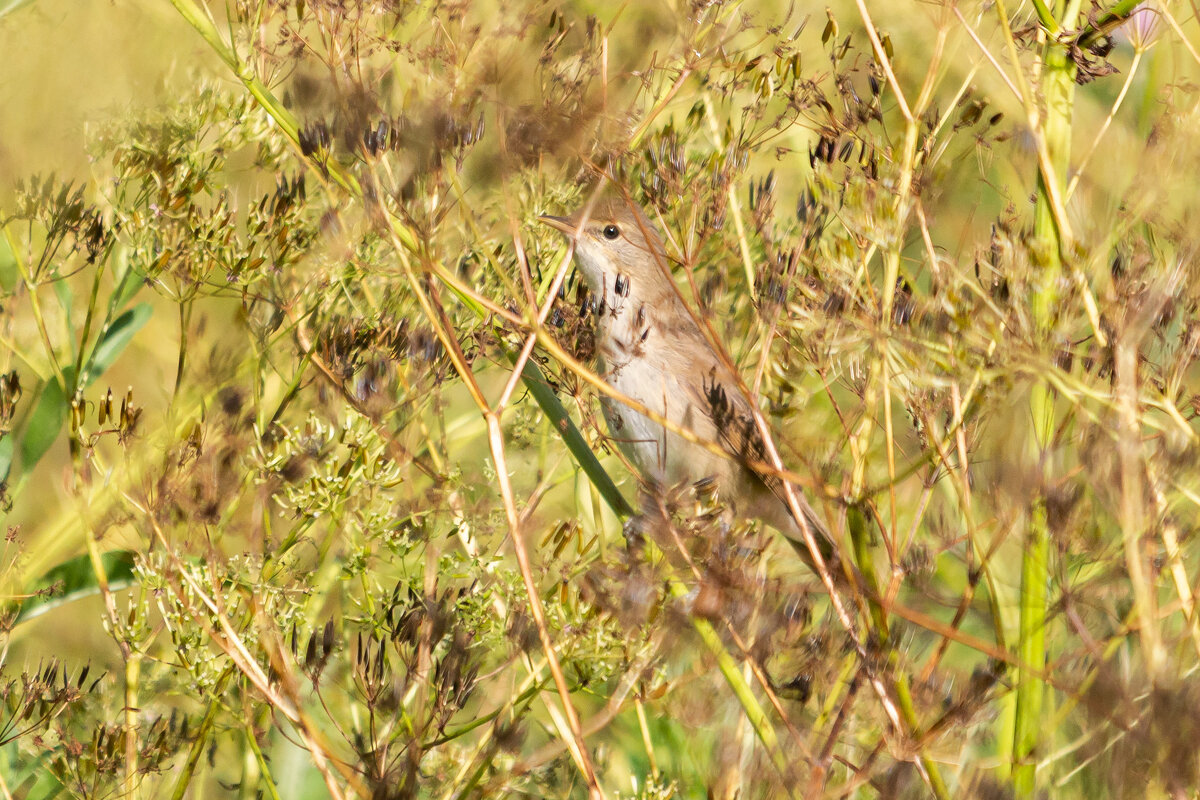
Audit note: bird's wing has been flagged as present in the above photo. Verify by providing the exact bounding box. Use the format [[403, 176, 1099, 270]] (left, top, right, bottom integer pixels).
[[684, 362, 833, 559]]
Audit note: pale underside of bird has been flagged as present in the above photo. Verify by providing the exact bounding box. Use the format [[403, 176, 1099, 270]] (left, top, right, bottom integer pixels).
[[540, 191, 833, 563]]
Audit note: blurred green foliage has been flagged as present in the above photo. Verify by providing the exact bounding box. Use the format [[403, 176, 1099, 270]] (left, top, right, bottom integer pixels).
[[0, 0, 1198, 798]]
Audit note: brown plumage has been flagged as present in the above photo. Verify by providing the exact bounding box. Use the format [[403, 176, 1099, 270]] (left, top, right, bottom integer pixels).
[[540, 192, 833, 565]]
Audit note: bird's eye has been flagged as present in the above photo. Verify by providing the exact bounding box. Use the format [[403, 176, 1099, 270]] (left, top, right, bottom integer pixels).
[[602, 224, 620, 240]]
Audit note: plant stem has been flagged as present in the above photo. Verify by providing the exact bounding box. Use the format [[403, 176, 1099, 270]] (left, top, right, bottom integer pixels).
[[1013, 9, 1078, 793]]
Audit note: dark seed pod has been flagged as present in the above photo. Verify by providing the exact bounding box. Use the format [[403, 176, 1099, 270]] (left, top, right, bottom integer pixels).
[[893, 278, 915, 326], [299, 120, 331, 157]]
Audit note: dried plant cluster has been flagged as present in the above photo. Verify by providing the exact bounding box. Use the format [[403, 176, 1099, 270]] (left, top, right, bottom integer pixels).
[[0, 0, 1198, 797]]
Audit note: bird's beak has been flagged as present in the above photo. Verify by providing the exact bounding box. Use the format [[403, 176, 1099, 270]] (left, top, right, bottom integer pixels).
[[537, 214, 575, 236]]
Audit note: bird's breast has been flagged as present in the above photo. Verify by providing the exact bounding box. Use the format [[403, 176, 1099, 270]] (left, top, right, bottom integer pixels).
[[598, 339, 724, 488]]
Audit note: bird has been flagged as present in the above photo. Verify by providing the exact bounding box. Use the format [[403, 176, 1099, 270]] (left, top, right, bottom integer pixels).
[[539, 189, 835, 566]]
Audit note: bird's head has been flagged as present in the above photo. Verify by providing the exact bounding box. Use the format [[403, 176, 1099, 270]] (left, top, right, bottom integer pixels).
[[539, 194, 673, 297]]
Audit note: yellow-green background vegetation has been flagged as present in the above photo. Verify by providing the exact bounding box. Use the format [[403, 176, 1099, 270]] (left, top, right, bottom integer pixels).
[[1, 0, 1197, 797]]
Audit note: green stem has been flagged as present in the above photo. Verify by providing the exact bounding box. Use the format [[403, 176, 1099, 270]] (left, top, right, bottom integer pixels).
[[172, 299, 193, 403], [242, 709, 283, 800], [169, 668, 236, 800], [1013, 16, 1078, 794], [1030, 0, 1060, 34], [124, 652, 143, 799], [1078, 0, 1146, 49], [1013, 497, 1049, 794]]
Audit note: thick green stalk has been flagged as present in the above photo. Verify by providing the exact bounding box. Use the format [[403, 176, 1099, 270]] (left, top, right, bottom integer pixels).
[[1012, 496, 1049, 794], [1013, 15, 1077, 795]]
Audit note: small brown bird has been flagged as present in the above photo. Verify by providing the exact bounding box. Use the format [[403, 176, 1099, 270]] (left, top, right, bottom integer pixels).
[[539, 191, 833, 564]]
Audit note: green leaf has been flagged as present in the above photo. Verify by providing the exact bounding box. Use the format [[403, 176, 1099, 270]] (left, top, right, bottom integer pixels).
[[515, 357, 634, 519], [0, 434, 11, 484], [0, 236, 16, 293], [0, 435, 11, 484], [85, 302, 152, 380], [52, 278, 75, 361], [14, 550, 138, 625], [108, 245, 146, 316], [18, 371, 70, 471]]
